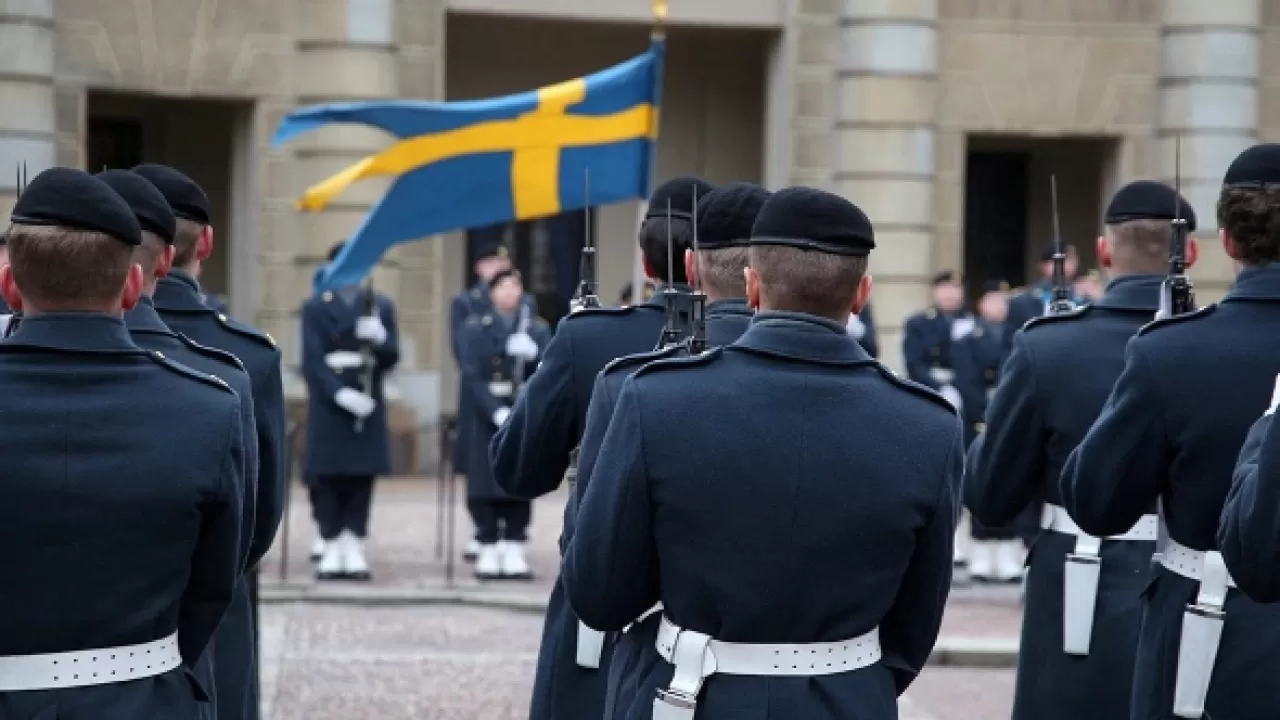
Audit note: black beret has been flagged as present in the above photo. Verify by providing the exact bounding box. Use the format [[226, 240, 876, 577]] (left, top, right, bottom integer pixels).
[[695, 183, 771, 250], [11, 167, 141, 246], [750, 187, 874, 257], [932, 270, 960, 286], [983, 279, 1011, 294], [644, 176, 716, 221], [1104, 180, 1197, 231], [1040, 243, 1077, 263], [130, 164, 210, 224], [1224, 143, 1280, 188], [468, 223, 509, 264], [95, 169, 177, 244]]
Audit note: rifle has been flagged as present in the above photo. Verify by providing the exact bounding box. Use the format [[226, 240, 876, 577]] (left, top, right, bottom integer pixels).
[[687, 187, 707, 354], [1163, 136, 1195, 318], [1047, 174, 1076, 316], [657, 198, 683, 349], [569, 169, 600, 314], [353, 279, 377, 433]]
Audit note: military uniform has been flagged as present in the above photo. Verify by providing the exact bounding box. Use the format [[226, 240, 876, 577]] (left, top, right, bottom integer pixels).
[[203, 292, 229, 314], [1219, 403, 1280, 602], [99, 166, 267, 720], [299, 283, 400, 579], [901, 280, 969, 413], [138, 163, 286, 720], [457, 295, 551, 579], [1062, 145, 1280, 720], [0, 167, 245, 720], [565, 187, 961, 720]]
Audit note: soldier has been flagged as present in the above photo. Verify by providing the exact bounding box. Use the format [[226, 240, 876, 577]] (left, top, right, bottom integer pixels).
[[1220, 377, 1280, 601], [1005, 243, 1081, 345], [952, 279, 1023, 583], [0, 167, 244, 719], [98, 168, 264, 720], [967, 180, 1194, 719], [457, 268, 550, 580], [300, 240, 401, 581], [489, 175, 713, 720], [847, 300, 878, 358], [135, 162, 286, 720], [1062, 144, 1280, 720], [564, 186, 961, 720], [449, 233, 536, 561]]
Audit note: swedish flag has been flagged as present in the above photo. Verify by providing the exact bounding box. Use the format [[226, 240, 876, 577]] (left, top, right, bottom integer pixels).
[[271, 40, 665, 291]]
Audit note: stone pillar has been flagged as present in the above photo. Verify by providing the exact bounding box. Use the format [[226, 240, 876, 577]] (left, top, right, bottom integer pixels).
[[0, 0, 56, 218], [836, 0, 938, 372], [1160, 0, 1261, 301]]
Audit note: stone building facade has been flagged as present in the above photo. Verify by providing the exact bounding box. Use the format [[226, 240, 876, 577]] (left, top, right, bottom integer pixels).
[[2, 0, 1271, 466]]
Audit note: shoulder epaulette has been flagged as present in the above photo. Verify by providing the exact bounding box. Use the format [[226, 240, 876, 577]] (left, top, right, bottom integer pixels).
[[143, 349, 234, 394], [564, 305, 639, 321], [1023, 304, 1091, 331], [631, 346, 722, 379], [215, 313, 276, 350], [177, 333, 245, 372], [873, 365, 957, 415], [602, 344, 684, 376], [1137, 304, 1217, 337]]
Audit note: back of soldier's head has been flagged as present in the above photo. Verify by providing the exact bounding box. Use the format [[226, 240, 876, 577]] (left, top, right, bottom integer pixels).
[[1219, 144, 1280, 266], [1102, 180, 1195, 276], [747, 187, 874, 320], [96, 169, 177, 282], [695, 183, 771, 300], [131, 164, 210, 268], [640, 177, 716, 285], [3, 168, 142, 313]]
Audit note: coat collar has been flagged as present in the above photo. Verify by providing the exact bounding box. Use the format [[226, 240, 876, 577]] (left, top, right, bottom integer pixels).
[[153, 270, 213, 313], [731, 311, 875, 366], [1224, 263, 1280, 303], [3, 312, 139, 354], [707, 297, 752, 318], [1094, 274, 1164, 311], [124, 296, 176, 335]]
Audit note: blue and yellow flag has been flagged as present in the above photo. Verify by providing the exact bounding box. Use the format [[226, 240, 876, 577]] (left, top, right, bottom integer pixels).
[[272, 40, 664, 291]]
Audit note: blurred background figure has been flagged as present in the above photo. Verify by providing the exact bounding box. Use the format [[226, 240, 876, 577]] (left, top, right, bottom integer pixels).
[[1073, 269, 1103, 304], [617, 280, 656, 307], [847, 301, 878, 358]]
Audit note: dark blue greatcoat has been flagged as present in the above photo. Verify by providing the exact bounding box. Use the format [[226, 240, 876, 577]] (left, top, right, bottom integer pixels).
[[966, 275, 1163, 720], [0, 314, 244, 720], [522, 298, 752, 720], [449, 284, 536, 475], [950, 318, 1004, 445], [127, 296, 261, 720], [299, 289, 401, 478], [1061, 264, 1280, 720], [901, 307, 959, 392], [489, 287, 690, 501], [564, 312, 962, 720], [457, 310, 550, 500], [1220, 411, 1280, 602]]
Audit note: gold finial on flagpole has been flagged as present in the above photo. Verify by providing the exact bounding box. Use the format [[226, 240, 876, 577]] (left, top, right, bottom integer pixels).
[[652, 0, 668, 40]]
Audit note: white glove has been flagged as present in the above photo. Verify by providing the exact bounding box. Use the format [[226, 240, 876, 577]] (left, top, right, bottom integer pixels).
[[939, 384, 963, 412], [356, 315, 388, 345], [1267, 373, 1280, 417], [505, 332, 539, 361], [493, 406, 512, 427], [846, 313, 866, 340], [335, 387, 377, 419]]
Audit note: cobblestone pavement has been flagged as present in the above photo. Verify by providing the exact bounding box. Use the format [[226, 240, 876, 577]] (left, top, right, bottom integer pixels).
[[259, 478, 1022, 718], [260, 604, 1014, 720]]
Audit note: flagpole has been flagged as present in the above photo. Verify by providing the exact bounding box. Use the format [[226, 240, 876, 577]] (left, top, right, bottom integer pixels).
[[633, 0, 667, 302]]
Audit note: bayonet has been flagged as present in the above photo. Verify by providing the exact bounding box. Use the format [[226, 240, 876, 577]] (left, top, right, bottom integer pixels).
[[687, 188, 707, 354], [570, 168, 600, 313], [1167, 135, 1195, 316], [658, 198, 683, 349], [1047, 174, 1075, 315]]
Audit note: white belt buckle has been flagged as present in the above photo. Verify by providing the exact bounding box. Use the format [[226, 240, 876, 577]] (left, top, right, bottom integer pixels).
[[1063, 533, 1103, 656], [575, 622, 606, 669], [654, 627, 711, 720], [488, 381, 514, 398]]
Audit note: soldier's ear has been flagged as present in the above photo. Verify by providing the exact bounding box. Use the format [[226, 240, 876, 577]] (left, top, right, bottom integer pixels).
[[852, 273, 873, 315], [196, 224, 215, 262], [684, 249, 696, 289], [745, 266, 761, 310], [0, 263, 20, 313], [1096, 234, 1112, 270], [120, 263, 144, 312], [1185, 237, 1200, 269], [157, 244, 176, 279]]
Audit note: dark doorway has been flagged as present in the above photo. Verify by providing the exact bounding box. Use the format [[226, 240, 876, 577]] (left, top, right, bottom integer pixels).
[[964, 151, 1030, 296]]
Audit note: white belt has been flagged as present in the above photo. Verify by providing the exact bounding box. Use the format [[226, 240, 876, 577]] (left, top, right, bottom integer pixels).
[[325, 350, 364, 371], [488, 381, 514, 399], [1157, 538, 1236, 719], [1160, 539, 1236, 591], [577, 603, 664, 669], [1041, 505, 1157, 656], [928, 367, 955, 385], [652, 615, 880, 720], [1041, 504, 1159, 542], [0, 632, 181, 692]]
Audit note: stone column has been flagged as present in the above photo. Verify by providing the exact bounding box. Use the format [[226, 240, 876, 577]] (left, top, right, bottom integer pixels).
[[1160, 0, 1261, 300], [0, 0, 56, 218], [836, 0, 938, 372]]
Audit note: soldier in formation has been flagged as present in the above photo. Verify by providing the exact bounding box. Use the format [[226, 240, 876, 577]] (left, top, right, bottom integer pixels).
[[490, 175, 714, 720], [1062, 142, 1280, 719], [300, 240, 401, 581], [456, 268, 550, 580], [565, 186, 962, 720], [967, 180, 1194, 719], [0, 167, 249, 719], [1005, 243, 1082, 343]]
